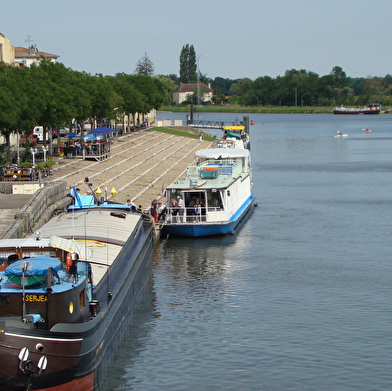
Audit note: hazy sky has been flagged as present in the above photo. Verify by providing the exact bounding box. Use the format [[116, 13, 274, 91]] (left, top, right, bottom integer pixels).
[[2, 0, 391, 80]]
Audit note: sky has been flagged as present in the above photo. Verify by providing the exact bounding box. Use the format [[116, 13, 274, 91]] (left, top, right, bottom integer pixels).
[[2, 0, 392, 80]]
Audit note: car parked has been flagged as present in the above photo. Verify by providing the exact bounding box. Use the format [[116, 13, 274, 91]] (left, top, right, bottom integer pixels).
[[52, 127, 70, 139], [32, 126, 51, 143], [19, 134, 38, 145]]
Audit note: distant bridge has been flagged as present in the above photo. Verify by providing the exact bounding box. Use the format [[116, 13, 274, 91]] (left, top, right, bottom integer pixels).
[[187, 120, 238, 130]]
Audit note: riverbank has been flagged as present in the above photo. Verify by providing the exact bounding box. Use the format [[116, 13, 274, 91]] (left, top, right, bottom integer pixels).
[[159, 105, 392, 114], [0, 127, 214, 236]]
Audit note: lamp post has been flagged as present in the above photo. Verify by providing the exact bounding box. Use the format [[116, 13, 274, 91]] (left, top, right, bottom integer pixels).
[[42, 145, 49, 162], [30, 148, 38, 166]]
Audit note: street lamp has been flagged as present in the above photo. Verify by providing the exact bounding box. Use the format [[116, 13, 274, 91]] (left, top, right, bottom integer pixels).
[[30, 148, 38, 166], [42, 145, 49, 162]]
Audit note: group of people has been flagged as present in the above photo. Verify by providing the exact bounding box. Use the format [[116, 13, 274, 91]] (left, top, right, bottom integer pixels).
[[62, 139, 110, 157], [150, 199, 167, 224], [167, 195, 206, 222]]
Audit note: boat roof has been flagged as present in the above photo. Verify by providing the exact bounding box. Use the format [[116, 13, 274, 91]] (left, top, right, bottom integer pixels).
[[223, 125, 245, 131], [167, 151, 250, 191], [38, 209, 141, 245], [195, 148, 250, 159], [0, 208, 144, 293], [37, 209, 142, 282], [69, 195, 131, 211]]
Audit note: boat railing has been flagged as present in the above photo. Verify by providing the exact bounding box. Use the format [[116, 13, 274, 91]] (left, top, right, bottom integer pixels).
[[164, 206, 227, 224], [201, 160, 242, 177]]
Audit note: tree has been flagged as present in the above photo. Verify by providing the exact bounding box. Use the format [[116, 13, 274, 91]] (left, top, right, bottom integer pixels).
[[29, 60, 73, 146], [111, 73, 145, 132], [134, 53, 155, 76], [84, 74, 115, 129], [157, 76, 177, 105], [179, 44, 197, 83], [0, 65, 21, 161], [330, 66, 347, 89]]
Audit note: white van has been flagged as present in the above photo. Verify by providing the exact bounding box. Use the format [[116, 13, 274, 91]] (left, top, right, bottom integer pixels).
[[32, 126, 51, 143]]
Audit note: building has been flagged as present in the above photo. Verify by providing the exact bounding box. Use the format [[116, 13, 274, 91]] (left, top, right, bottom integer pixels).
[[0, 33, 59, 68], [173, 82, 213, 105], [0, 33, 16, 66], [14, 44, 59, 67]]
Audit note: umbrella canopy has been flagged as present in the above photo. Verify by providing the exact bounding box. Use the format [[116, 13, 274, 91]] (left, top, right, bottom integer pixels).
[[88, 126, 118, 134], [66, 133, 79, 138], [83, 134, 102, 142]]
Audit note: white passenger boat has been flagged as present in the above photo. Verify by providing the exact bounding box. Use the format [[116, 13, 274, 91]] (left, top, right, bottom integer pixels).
[[220, 125, 250, 150], [162, 143, 256, 237]]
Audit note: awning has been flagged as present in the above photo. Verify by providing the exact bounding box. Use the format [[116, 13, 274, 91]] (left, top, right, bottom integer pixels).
[[223, 125, 245, 131], [225, 131, 242, 139], [88, 126, 118, 134], [49, 236, 93, 260]]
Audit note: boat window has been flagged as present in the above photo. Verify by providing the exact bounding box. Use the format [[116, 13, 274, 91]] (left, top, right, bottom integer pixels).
[[207, 190, 223, 209], [184, 192, 206, 208], [79, 289, 85, 310]]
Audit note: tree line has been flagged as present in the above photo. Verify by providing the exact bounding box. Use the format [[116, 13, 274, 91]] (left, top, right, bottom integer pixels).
[[162, 65, 392, 107], [0, 59, 174, 161], [164, 44, 392, 107]]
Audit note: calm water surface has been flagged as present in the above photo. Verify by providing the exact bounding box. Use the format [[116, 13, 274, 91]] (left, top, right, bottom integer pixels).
[[102, 114, 392, 391]]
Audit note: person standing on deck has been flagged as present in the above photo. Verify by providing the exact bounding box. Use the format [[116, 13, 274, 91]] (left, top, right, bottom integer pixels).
[[177, 195, 185, 222]]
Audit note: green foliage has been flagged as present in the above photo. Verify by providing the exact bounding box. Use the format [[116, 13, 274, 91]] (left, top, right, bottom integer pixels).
[[36, 160, 56, 169], [157, 76, 177, 105], [152, 127, 215, 141], [179, 44, 197, 83], [209, 66, 392, 108], [160, 105, 335, 114], [134, 53, 155, 76], [0, 62, 166, 163]]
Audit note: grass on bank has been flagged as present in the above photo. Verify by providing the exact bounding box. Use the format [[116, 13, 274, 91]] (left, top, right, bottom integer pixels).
[[159, 105, 391, 114], [159, 105, 335, 114], [151, 127, 216, 141]]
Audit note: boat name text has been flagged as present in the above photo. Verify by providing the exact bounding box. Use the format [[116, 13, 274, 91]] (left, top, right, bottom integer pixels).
[[25, 295, 48, 303]]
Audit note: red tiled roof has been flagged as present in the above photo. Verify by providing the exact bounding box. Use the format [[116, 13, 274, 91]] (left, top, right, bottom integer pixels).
[[14, 46, 59, 59], [173, 83, 212, 93]]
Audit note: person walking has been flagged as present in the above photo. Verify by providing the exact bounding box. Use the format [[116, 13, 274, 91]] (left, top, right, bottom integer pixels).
[[150, 199, 158, 223]]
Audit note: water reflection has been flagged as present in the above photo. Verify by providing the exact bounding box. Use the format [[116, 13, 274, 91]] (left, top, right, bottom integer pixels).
[[100, 276, 156, 391]]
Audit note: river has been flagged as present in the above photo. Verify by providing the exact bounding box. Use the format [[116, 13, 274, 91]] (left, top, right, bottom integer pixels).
[[101, 113, 392, 391]]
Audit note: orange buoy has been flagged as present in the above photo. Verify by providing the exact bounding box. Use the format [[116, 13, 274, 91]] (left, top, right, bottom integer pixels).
[[250, 119, 254, 126], [66, 253, 73, 276]]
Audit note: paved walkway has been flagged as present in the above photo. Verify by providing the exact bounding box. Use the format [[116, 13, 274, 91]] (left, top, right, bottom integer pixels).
[[0, 128, 213, 235]]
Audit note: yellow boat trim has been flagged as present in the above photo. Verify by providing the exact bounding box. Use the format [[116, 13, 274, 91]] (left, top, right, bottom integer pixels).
[[223, 125, 245, 131], [74, 239, 106, 247]]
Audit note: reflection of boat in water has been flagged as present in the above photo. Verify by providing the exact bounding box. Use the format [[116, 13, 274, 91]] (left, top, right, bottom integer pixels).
[[333, 103, 381, 115], [0, 185, 154, 390]]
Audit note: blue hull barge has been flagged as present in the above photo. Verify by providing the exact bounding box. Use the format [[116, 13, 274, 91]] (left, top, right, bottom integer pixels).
[[162, 147, 256, 237], [0, 189, 154, 390]]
